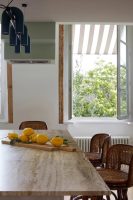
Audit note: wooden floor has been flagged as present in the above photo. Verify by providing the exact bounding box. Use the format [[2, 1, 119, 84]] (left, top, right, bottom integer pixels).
[[64, 187, 133, 199]]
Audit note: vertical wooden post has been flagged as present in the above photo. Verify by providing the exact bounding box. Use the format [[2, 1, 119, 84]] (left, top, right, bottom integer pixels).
[[59, 25, 64, 124], [7, 63, 13, 123]]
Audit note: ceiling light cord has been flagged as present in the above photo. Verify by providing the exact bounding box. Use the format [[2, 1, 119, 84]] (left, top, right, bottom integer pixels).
[[7, 0, 14, 7]]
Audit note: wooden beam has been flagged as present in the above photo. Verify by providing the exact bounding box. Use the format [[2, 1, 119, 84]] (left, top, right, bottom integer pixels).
[[59, 25, 64, 124], [7, 63, 13, 123]]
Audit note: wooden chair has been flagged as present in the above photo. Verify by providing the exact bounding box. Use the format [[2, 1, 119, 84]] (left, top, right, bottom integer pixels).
[[97, 144, 133, 200], [71, 144, 133, 200], [70, 194, 104, 200], [70, 135, 111, 200], [19, 121, 48, 130], [85, 133, 110, 167]]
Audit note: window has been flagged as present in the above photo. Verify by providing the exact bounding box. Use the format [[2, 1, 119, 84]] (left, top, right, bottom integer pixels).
[[59, 24, 129, 122], [0, 24, 13, 122], [72, 24, 117, 118]]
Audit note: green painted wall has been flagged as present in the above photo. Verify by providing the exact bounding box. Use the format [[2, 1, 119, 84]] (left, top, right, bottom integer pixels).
[[2, 22, 55, 60]]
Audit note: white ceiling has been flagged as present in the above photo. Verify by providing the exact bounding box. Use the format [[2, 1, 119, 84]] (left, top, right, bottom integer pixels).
[[1, 0, 133, 23]]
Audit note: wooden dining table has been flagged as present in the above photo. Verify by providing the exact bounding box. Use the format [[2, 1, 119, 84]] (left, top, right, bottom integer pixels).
[[0, 129, 110, 200]]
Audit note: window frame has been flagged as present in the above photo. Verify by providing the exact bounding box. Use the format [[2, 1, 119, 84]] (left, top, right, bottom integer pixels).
[[59, 23, 129, 123], [117, 25, 129, 119]]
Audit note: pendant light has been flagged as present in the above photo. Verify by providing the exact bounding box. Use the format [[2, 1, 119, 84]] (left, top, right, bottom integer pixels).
[[0, 0, 31, 54], [10, 7, 24, 34], [21, 25, 28, 46], [9, 25, 17, 46], [25, 36, 30, 53], [15, 37, 21, 53], [1, 8, 11, 35]]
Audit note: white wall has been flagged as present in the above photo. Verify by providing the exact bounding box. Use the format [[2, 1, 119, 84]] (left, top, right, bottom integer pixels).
[[0, 63, 64, 130], [66, 121, 133, 140]]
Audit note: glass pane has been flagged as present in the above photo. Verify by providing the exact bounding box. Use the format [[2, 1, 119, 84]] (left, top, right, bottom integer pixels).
[[120, 66, 126, 90], [117, 25, 128, 119], [120, 25, 126, 43], [119, 91, 128, 116], [120, 43, 126, 66], [72, 57, 117, 117]]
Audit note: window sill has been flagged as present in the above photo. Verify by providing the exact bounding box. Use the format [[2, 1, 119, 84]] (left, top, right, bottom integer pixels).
[[64, 117, 129, 124]]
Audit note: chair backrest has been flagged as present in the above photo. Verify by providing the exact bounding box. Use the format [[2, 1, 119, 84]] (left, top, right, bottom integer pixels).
[[90, 133, 110, 153], [19, 121, 48, 130], [128, 155, 133, 187], [101, 136, 111, 164], [106, 144, 133, 187], [106, 144, 133, 170]]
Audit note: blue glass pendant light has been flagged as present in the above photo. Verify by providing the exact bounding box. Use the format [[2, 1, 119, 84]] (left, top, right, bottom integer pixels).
[[15, 37, 21, 53], [25, 36, 30, 53], [1, 8, 11, 35], [10, 7, 24, 34], [21, 25, 28, 46], [9, 25, 17, 46], [0, 0, 31, 54]]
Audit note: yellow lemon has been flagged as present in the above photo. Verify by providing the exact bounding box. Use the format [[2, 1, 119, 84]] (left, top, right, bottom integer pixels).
[[8, 133, 18, 140], [29, 132, 37, 140], [50, 136, 63, 147], [36, 134, 49, 145], [29, 133, 38, 143], [22, 128, 35, 136], [19, 134, 29, 143]]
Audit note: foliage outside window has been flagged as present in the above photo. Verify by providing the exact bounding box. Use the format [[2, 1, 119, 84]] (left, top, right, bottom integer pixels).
[[72, 59, 117, 117]]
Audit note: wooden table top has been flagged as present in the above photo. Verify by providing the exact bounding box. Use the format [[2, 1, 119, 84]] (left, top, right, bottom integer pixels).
[[0, 130, 110, 197]]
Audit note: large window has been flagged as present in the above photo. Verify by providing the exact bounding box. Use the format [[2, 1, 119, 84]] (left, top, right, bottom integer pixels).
[[61, 24, 129, 121], [72, 24, 117, 118]]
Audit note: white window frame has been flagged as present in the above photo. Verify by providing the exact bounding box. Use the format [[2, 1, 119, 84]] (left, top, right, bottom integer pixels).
[[117, 25, 129, 119], [62, 24, 129, 123]]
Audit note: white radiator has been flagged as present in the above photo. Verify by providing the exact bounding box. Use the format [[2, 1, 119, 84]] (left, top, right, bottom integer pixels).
[[73, 136, 130, 152]]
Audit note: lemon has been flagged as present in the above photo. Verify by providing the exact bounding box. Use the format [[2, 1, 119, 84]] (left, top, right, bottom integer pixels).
[[29, 133, 37, 143], [8, 133, 18, 140], [22, 128, 35, 136], [36, 134, 49, 145], [50, 136, 63, 147], [19, 134, 29, 143]]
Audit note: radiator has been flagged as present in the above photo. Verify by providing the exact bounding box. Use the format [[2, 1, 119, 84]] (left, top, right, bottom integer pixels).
[[73, 136, 130, 152]]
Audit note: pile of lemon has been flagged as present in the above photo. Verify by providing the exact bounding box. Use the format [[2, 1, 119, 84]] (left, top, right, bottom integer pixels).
[[8, 128, 66, 147]]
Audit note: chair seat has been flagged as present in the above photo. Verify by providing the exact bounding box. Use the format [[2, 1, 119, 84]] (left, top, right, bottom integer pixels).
[[85, 152, 102, 167], [98, 168, 128, 185], [85, 152, 101, 161]]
